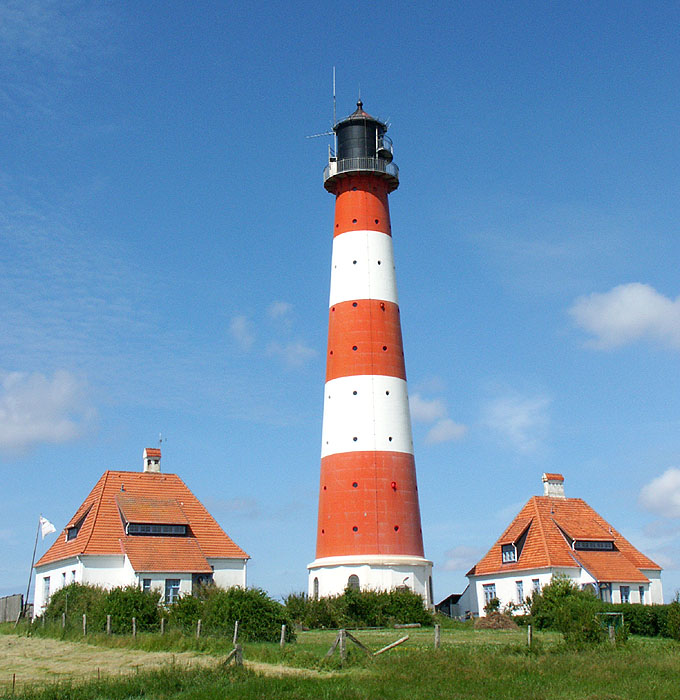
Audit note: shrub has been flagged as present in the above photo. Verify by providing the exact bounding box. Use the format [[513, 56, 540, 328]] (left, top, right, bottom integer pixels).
[[43, 583, 107, 632], [104, 586, 161, 634], [283, 587, 432, 629], [555, 594, 605, 648], [167, 592, 204, 633], [201, 587, 293, 642], [666, 598, 680, 641], [483, 597, 500, 615], [530, 574, 606, 646]]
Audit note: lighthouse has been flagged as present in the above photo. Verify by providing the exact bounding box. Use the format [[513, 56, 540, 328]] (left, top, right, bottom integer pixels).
[[308, 101, 433, 605]]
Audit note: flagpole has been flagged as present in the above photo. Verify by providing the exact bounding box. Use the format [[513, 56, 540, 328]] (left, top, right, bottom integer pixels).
[[23, 515, 41, 618]]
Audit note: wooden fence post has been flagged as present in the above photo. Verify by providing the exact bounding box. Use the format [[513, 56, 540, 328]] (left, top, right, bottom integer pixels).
[[196, 619, 202, 639], [339, 629, 347, 662], [235, 644, 243, 666], [132, 617, 136, 638], [434, 624, 441, 649], [280, 624, 286, 648], [608, 624, 615, 645], [106, 615, 111, 635], [233, 620, 239, 644], [82, 613, 87, 636], [527, 624, 533, 647], [61, 612, 66, 629], [160, 618, 165, 635]]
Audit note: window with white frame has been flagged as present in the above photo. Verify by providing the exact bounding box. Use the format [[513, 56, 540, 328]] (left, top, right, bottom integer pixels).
[[71, 570, 76, 583], [43, 577, 50, 603], [164, 579, 180, 604], [501, 544, 517, 563], [620, 585, 630, 603], [516, 580, 524, 603], [639, 586, 645, 604], [142, 578, 152, 592], [483, 583, 496, 604], [532, 578, 540, 595]]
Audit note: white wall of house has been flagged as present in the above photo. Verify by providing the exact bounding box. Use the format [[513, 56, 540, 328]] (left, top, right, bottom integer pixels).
[[34, 555, 249, 616], [642, 570, 664, 604], [467, 567, 663, 617], [209, 558, 247, 589], [470, 568, 568, 617]]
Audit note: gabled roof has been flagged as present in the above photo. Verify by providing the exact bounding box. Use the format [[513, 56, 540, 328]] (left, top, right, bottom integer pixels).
[[467, 495, 660, 582], [36, 470, 249, 571]]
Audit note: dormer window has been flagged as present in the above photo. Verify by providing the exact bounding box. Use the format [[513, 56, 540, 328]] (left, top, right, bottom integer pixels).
[[501, 544, 517, 563], [127, 523, 187, 536], [574, 540, 614, 551], [65, 508, 90, 541]]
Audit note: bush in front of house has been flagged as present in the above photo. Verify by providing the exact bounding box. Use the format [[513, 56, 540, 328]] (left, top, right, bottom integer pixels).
[[200, 586, 294, 642], [665, 597, 680, 641], [43, 583, 108, 632], [104, 585, 161, 634], [531, 575, 607, 646]]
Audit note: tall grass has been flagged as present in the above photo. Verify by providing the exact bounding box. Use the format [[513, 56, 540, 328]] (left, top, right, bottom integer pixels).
[[3, 636, 680, 700]]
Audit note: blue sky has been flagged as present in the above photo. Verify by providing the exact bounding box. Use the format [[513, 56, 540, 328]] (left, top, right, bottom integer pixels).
[[1, 1, 679, 603]]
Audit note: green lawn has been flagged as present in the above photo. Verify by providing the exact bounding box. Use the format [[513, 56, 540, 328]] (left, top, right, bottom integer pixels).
[[2, 625, 679, 699]]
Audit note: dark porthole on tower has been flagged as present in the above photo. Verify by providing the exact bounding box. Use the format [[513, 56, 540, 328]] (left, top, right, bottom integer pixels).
[[352, 526, 358, 532], [353, 302, 358, 307], [352, 482, 358, 488], [394, 525, 399, 531]]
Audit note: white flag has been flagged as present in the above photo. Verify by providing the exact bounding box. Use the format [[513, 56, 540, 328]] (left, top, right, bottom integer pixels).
[[40, 516, 56, 539]]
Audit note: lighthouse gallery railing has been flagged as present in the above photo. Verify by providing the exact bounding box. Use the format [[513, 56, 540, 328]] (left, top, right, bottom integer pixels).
[[323, 157, 399, 184]]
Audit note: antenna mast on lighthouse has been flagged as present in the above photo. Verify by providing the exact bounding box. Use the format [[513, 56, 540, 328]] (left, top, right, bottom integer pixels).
[[308, 100, 433, 605]]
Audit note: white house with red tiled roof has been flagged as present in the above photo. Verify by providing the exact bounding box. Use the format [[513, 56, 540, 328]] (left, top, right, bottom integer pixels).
[[33, 449, 249, 616], [459, 474, 662, 617]]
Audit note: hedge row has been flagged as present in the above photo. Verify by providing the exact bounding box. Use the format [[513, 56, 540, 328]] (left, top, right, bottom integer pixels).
[[284, 587, 433, 629], [43, 583, 293, 642], [529, 575, 680, 640]]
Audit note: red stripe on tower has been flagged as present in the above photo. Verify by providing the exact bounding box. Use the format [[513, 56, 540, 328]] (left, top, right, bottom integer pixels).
[[308, 101, 433, 606]]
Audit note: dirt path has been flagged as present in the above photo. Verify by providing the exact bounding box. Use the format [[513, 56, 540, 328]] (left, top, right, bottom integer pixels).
[[0, 635, 332, 690]]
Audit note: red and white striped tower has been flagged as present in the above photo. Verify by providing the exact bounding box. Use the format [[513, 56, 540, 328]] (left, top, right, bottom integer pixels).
[[308, 102, 433, 604]]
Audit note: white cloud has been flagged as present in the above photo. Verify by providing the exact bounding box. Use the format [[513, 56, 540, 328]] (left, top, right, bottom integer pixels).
[[267, 301, 293, 320], [267, 340, 317, 368], [229, 315, 255, 351], [426, 418, 467, 445], [483, 393, 550, 452], [639, 468, 680, 518], [442, 545, 482, 571], [410, 393, 446, 422], [0, 370, 94, 452], [569, 283, 680, 350]]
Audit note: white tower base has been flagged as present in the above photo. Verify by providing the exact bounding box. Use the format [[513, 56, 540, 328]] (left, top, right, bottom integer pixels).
[[308, 555, 434, 607]]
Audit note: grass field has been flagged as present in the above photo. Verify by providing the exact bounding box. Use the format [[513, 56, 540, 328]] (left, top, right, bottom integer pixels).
[[2, 625, 679, 699]]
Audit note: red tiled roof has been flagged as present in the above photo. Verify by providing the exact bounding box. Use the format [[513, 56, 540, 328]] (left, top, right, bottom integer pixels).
[[498, 517, 532, 545], [553, 516, 612, 541], [36, 471, 249, 569], [575, 550, 649, 583], [116, 494, 189, 525], [543, 473, 564, 482], [122, 537, 212, 573], [468, 495, 660, 582], [144, 448, 161, 457]]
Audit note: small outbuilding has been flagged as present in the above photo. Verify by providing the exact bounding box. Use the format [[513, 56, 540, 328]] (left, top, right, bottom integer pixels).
[[33, 448, 249, 615], [459, 473, 663, 617]]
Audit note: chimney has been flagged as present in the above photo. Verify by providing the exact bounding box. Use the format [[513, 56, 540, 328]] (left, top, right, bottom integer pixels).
[[542, 473, 565, 498], [143, 447, 161, 473]]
